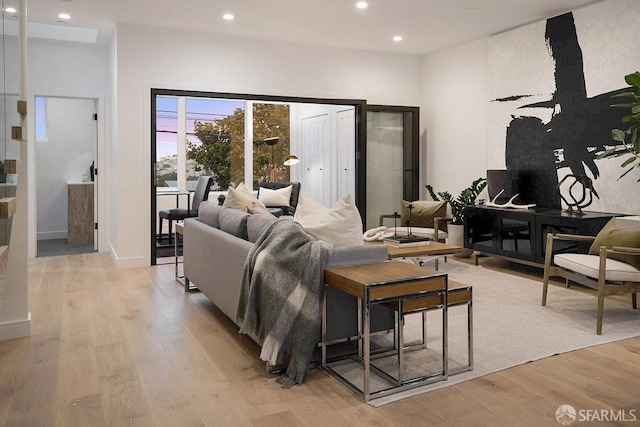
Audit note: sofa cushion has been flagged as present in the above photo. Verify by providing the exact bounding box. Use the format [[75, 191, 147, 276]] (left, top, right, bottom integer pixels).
[[219, 207, 250, 240], [294, 190, 363, 248], [589, 218, 640, 269], [247, 214, 279, 243], [401, 200, 448, 230], [198, 201, 222, 228]]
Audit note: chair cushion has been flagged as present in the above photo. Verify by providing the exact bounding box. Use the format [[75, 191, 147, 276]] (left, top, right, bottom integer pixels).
[[555, 253, 640, 282], [401, 200, 448, 230], [589, 218, 640, 269], [159, 208, 198, 220]]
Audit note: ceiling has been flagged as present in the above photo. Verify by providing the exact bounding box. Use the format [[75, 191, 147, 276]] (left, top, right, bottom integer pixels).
[[18, 0, 604, 55]]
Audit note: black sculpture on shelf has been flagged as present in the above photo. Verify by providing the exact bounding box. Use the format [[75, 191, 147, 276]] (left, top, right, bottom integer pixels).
[[557, 174, 595, 215]]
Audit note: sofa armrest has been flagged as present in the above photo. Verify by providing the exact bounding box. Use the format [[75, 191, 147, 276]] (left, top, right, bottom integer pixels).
[[326, 244, 388, 268]]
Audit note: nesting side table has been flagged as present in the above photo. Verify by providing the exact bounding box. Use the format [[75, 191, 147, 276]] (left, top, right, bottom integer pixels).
[[322, 261, 449, 402]]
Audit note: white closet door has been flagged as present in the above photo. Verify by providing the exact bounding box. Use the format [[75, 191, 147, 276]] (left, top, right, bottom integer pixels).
[[336, 108, 356, 204], [301, 113, 330, 206]]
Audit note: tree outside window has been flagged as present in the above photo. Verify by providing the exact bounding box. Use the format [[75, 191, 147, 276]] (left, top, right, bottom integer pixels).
[[186, 103, 290, 190]]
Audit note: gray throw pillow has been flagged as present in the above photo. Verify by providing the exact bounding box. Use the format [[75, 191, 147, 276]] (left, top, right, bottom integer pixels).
[[219, 207, 250, 240], [198, 201, 222, 228]]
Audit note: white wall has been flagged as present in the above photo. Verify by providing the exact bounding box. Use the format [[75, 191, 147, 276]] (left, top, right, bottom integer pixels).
[[25, 0, 636, 269], [420, 0, 640, 214], [36, 98, 96, 240], [421, 37, 489, 199], [114, 23, 423, 267]]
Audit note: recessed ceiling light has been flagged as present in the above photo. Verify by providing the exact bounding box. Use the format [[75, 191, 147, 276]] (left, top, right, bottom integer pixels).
[[223, 13, 234, 21], [58, 13, 71, 20], [4, 7, 16, 13], [356, 1, 368, 9], [393, 35, 403, 42]]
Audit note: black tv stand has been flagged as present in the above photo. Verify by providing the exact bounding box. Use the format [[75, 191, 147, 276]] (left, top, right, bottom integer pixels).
[[464, 206, 619, 267]]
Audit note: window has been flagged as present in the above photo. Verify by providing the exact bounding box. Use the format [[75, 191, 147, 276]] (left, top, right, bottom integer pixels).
[[253, 103, 291, 186], [155, 96, 178, 188], [155, 96, 291, 192], [151, 89, 371, 265], [185, 98, 245, 191]]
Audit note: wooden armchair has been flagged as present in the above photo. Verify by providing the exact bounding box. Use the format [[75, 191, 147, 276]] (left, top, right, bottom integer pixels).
[[542, 232, 640, 334], [378, 201, 451, 242]]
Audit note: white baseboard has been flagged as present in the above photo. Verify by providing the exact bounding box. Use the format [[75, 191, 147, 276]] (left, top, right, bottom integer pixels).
[[0, 313, 31, 340], [37, 231, 68, 240], [108, 243, 146, 269]]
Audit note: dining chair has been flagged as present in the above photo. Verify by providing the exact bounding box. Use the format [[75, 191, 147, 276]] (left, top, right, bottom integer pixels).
[[158, 176, 212, 245]]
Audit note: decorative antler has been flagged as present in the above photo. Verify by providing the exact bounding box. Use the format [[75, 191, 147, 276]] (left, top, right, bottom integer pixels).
[[485, 189, 536, 209]]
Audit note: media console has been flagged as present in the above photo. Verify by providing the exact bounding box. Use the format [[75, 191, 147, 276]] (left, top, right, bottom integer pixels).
[[464, 206, 619, 267]]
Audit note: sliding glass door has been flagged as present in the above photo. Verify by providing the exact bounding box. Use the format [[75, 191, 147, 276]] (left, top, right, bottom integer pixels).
[[151, 91, 419, 264], [364, 106, 419, 230], [151, 89, 365, 265]]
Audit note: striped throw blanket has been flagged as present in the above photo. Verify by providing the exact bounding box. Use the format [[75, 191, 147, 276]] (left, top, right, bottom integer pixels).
[[236, 220, 333, 388]]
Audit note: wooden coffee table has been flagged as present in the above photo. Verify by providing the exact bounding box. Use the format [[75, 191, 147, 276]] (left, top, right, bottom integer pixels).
[[322, 261, 449, 402], [366, 240, 462, 270]]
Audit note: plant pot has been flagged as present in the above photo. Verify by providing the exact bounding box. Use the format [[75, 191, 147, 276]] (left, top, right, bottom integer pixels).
[[446, 223, 474, 258]]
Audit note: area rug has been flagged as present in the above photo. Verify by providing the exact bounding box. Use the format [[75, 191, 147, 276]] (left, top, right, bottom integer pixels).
[[338, 259, 640, 407]]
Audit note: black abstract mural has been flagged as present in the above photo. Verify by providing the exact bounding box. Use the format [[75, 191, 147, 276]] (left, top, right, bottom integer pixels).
[[493, 12, 629, 209]]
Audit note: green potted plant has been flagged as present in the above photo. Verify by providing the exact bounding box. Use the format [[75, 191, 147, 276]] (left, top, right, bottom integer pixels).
[[426, 177, 487, 225], [425, 177, 487, 257], [597, 71, 640, 182]]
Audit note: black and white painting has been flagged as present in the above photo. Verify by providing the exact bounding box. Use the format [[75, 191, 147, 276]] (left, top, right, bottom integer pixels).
[[488, 0, 640, 214]]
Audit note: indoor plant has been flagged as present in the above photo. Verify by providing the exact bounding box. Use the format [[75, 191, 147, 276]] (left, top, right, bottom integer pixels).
[[425, 177, 487, 257], [425, 177, 487, 225], [597, 71, 640, 182]]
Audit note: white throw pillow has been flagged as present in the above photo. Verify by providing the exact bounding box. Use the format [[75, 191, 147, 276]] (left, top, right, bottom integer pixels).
[[294, 190, 364, 248], [223, 184, 266, 212], [236, 182, 254, 197], [258, 185, 293, 206]]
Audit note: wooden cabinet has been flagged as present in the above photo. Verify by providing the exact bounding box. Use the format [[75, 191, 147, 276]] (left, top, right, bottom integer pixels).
[[464, 206, 618, 266], [68, 183, 94, 245]]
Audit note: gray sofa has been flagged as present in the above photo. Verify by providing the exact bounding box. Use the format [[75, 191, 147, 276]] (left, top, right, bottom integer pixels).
[[183, 201, 394, 345]]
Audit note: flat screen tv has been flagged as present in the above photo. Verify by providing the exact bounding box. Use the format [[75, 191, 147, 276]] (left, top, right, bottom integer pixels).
[[486, 169, 516, 203]]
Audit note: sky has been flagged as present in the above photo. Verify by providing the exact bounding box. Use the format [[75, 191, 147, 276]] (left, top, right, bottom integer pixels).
[[155, 96, 244, 160]]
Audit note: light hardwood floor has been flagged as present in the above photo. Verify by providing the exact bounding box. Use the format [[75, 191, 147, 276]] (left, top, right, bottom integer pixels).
[[0, 253, 638, 426]]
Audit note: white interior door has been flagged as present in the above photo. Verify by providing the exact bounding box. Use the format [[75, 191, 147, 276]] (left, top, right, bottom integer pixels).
[[301, 113, 330, 206], [336, 108, 356, 203]]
